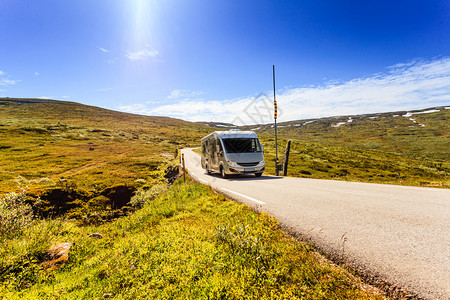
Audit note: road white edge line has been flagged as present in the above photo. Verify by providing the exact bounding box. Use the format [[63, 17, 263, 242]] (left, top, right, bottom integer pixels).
[[187, 170, 209, 185], [198, 178, 208, 184], [220, 188, 265, 205]]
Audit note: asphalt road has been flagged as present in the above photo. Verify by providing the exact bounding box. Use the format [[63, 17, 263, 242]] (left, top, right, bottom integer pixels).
[[181, 148, 450, 299]]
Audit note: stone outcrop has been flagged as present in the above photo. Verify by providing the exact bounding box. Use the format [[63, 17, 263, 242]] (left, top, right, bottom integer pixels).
[[41, 242, 72, 270], [164, 165, 180, 185]]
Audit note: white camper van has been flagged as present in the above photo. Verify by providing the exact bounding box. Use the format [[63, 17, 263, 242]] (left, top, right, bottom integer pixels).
[[201, 130, 265, 178]]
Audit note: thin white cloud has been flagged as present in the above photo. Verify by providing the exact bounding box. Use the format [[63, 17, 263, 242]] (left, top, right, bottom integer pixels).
[[119, 57, 450, 124], [119, 104, 147, 113], [120, 96, 263, 123], [275, 57, 450, 121], [0, 78, 20, 86], [168, 90, 184, 99], [168, 89, 204, 99], [98, 47, 118, 63], [126, 48, 159, 61], [34, 72, 39, 76], [146, 100, 160, 104], [149, 96, 274, 124], [152, 57, 450, 124], [0, 70, 21, 87], [96, 87, 114, 92]]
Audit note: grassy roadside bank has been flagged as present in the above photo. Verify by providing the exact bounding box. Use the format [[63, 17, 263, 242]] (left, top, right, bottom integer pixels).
[[0, 180, 383, 299]]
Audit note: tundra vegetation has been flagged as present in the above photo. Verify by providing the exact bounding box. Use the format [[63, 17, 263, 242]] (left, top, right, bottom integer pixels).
[[248, 107, 449, 188], [0, 98, 448, 298]]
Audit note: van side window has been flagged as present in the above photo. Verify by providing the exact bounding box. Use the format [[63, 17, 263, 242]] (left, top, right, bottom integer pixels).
[[216, 139, 222, 152], [210, 139, 215, 158]]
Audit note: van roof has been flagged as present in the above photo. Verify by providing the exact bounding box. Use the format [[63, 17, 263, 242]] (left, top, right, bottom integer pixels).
[[201, 130, 258, 141]]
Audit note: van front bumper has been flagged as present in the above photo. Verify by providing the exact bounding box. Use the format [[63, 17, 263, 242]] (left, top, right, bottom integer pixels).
[[228, 166, 265, 174]]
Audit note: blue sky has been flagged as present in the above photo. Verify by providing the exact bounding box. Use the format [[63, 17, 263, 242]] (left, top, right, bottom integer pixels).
[[1, 0, 449, 124]]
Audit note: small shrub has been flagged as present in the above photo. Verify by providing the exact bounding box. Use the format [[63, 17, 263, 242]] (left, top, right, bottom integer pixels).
[[134, 178, 147, 185], [299, 170, 312, 175], [130, 183, 167, 208], [331, 168, 350, 176], [0, 188, 33, 238], [0, 256, 42, 290], [29, 177, 54, 185]]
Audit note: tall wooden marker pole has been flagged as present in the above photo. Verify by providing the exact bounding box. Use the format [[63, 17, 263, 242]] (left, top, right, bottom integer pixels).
[[273, 65, 279, 176]]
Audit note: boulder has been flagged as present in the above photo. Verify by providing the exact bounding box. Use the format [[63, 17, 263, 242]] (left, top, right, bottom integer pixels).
[[88, 232, 104, 239], [41, 242, 72, 270]]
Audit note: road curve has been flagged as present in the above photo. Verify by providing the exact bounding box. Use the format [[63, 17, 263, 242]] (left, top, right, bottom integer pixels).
[[181, 148, 450, 299]]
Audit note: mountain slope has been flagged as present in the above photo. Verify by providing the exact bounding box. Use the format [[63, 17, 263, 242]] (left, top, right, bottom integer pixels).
[[0, 98, 212, 220]]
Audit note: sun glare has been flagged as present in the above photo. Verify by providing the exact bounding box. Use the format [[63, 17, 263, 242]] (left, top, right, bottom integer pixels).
[[128, 0, 157, 50]]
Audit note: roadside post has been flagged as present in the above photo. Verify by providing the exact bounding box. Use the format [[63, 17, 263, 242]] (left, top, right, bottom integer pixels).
[[281, 140, 291, 176], [182, 153, 186, 183], [273, 65, 279, 176]]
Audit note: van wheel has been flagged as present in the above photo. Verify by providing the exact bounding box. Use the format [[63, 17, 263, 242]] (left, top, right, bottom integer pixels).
[[206, 164, 211, 175], [255, 172, 262, 177], [220, 167, 227, 178]]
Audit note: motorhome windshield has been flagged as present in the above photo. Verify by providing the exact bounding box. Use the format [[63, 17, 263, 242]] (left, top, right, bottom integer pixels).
[[222, 138, 261, 153]]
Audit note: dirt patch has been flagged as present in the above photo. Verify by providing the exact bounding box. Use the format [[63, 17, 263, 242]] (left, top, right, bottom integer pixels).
[[30, 185, 136, 219], [101, 185, 135, 209]]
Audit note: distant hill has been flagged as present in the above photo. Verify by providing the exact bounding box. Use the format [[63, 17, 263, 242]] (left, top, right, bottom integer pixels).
[[0, 98, 202, 129], [240, 106, 450, 163]]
